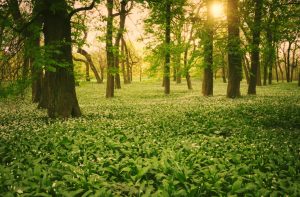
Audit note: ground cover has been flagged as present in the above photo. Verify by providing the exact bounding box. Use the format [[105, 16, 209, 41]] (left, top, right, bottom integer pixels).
[[0, 80, 299, 196]]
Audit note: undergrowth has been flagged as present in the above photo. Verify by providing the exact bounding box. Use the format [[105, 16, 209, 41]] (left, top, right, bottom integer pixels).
[[0, 80, 299, 196]]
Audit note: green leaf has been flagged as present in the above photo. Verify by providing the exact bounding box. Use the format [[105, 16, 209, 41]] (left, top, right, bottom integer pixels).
[[232, 179, 243, 192]]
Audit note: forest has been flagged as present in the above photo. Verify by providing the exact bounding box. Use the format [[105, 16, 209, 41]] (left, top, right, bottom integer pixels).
[[0, 0, 300, 196]]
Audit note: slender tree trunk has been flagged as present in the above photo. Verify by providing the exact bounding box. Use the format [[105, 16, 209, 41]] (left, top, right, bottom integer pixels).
[[263, 57, 268, 85], [31, 37, 43, 103], [114, 0, 128, 89], [248, 0, 263, 95], [121, 40, 128, 84], [267, 32, 274, 85], [183, 35, 192, 90], [164, 0, 171, 95], [175, 34, 182, 84], [183, 50, 193, 90], [222, 66, 227, 83], [242, 55, 250, 84], [256, 64, 262, 86], [73, 57, 90, 81], [173, 67, 177, 81], [77, 48, 102, 83], [286, 41, 292, 82], [42, 0, 81, 118], [291, 43, 297, 81], [106, 0, 115, 98], [202, 0, 213, 96], [38, 72, 49, 109], [227, 0, 242, 98]]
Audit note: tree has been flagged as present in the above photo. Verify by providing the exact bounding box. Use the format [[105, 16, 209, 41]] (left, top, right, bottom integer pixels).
[[40, 0, 97, 118], [106, 0, 115, 98], [201, 0, 213, 96], [226, 0, 242, 98], [164, 0, 171, 95], [247, 0, 263, 95]]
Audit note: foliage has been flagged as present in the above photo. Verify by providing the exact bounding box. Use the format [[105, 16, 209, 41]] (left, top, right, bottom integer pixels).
[[1, 81, 300, 196]]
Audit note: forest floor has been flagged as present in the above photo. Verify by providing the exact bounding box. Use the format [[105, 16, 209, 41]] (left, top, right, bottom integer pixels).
[[0, 80, 300, 196]]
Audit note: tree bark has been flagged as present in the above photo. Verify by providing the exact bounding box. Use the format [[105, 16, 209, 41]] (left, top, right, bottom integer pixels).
[[106, 0, 115, 98], [202, 0, 214, 96], [164, 0, 171, 95], [227, 0, 242, 98], [42, 0, 81, 118], [248, 0, 263, 95]]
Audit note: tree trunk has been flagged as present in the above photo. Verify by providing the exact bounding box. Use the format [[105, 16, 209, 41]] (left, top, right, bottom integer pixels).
[[242, 55, 250, 84], [248, 0, 263, 95], [164, 1, 171, 95], [121, 39, 128, 84], [175, 33, 182, 84], [291, 43, 297, 81], [73, 57, 90, 81], [42, 0, 81, 118], [121, 37, 131, 83], [114, 0, 128, 89], [222, 66, 227, 83], [267, 30, 274, 85], [227, 0, 242, 98], [77, 48, 102, 83], [31, 36, 43, 103], [202, 0, 213, 96], [263, 52, 268, 85], [38, 73, 49, 109], [256, 64, 262, 86], [183, 48, 193, 90], [286, 41, 292, 82], [106, 0, 115, 98]]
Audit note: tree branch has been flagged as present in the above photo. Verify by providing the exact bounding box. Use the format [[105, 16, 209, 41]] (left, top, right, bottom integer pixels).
[[69, 0, 97, 19]]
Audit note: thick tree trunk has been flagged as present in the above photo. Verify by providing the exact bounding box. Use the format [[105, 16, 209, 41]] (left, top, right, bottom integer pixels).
[[106, 0, 115, 98], [202, 0, 213, 96], [164, 1, 171, 95], [226, 0, 242, 98], [42, 0, 81, 118], [248, 0, 263, 95], [77, 48, 102, 83]]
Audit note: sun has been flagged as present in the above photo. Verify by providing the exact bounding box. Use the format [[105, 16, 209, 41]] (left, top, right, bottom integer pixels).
[[210, 3, 224, 18]]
